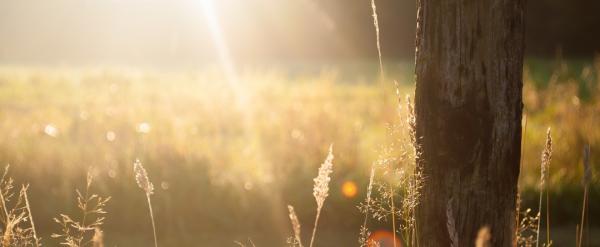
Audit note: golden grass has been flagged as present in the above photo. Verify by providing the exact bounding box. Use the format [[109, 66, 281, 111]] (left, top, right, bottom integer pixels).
[[0, 59, 597, 245]]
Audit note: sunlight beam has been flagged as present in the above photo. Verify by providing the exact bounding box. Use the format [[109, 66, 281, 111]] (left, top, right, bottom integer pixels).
[[199, 0, 240, 90]]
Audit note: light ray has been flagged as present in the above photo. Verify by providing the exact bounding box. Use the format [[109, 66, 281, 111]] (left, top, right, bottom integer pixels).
[[198, 0, 244, 103]]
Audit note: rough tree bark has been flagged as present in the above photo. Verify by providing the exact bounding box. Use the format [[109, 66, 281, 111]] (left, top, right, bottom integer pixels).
[[414, 0, 525, 246]]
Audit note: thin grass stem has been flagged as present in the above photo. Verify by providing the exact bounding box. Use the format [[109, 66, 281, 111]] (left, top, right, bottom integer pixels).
[[22, 185, 40, 247], [578, 187, 588, 247], [147, 194, 158, 247], [309, 208, 322, 247], [390, 185, 397, 247]]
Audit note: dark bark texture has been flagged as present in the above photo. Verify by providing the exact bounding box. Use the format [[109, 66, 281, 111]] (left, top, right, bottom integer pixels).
[[414, 0, 525, 246]]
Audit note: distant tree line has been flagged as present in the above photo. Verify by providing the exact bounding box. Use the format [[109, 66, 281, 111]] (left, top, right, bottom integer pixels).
[[321, 0, 599, 59]]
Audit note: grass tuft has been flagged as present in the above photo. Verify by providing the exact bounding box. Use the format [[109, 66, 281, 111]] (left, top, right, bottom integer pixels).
[[133, 159, 158, 247]]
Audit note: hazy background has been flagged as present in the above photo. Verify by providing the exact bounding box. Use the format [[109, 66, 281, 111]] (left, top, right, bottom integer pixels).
[[1, 0, 599, 67], [0, 1, 598, 246]]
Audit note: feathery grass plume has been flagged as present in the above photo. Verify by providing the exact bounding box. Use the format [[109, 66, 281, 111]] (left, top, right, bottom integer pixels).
[[365, 155, 420, 246], [577, 144, 591, 247], [358, 167, 376, 247], [540, 128, 552, 188], [0, 166, 41, 247], [404, 94, 422, 247], [360, 94, 422, 247], [475, 226, 491, 247], [370, 0, 384, 81], [287, 205, 303, 247], [536, 128, 552, 247], [133, 159, 158, 247], [405, 95, 416, 146], [309, 144, 334, 247], [517, 208, 540, 247], [52, 170, 110, 247]]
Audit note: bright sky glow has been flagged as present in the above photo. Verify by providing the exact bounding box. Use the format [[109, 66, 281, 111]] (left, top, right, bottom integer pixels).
[[199, 0, 238, 85]]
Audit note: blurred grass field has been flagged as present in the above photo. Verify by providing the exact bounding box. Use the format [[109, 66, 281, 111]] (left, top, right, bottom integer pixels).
[[0, 59, 598, 246]]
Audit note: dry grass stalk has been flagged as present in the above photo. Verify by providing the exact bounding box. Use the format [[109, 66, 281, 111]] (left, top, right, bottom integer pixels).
[[134, 159, 154, 196], [516, 114, 528, 246], [405, 95, 416, 146], [0, 166, 11, 223], [404, 94, 422, 247], [21, 185, 39, 247], [287, 205, 303, 247], [369, 0, 384, 81], [52, 170, 110, 247], [517, 208, 540, 247], [0, 166, 41, 247], [134, 159, 158, 247], [582, 144, 591, 186], [359, 95, 422, 247], [0, 166, 13, 246], [577, 144, 591, 247], [358, 167, 376, 247], [540, 128, 552, 188], [390, 185, 397, 247], [536, 128, 552, 247], [309, 145, 334, 247]]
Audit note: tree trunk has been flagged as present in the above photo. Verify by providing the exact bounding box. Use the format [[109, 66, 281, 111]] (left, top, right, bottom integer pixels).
[[414, 0, 525, 246]]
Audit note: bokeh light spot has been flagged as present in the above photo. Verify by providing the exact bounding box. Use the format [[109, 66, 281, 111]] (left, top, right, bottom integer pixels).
[[341, 180, 358, 198], [137, 122, 151, 134], [161, 181, 170, 190], [244, 181, 254, 191], [368, 230, 402, 247], [106, 131, 116, 142], [44, 124, 58, 137]]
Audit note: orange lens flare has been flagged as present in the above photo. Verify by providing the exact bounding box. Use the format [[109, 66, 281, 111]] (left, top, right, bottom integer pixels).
[[341, 180, 358, 198], [368, 230, 402, 247]]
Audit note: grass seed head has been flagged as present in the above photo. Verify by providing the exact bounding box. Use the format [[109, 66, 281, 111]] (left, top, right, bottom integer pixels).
[[134, 159, 154, 196], [287, 205, 303, 247], [540, 128, 552, 187], [583, 144, 591, 186], [313, 144, 334, 209]]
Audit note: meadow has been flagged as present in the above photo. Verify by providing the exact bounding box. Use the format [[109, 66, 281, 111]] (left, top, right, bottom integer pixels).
[[0, 58, 597, 246]]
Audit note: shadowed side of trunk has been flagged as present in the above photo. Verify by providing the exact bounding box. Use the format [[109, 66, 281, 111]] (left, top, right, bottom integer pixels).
[[414, 0, 525, 246]]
